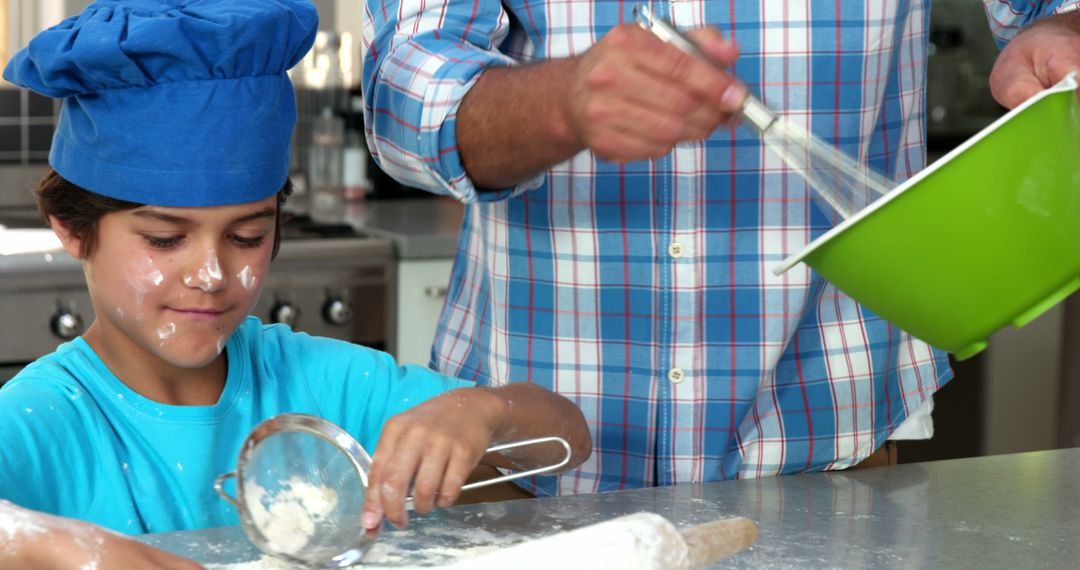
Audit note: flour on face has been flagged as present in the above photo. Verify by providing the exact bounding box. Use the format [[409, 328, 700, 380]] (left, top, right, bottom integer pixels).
[[183, 248, 224, 291]]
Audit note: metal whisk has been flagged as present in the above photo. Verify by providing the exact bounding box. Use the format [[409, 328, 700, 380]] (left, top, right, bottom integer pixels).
[[633, 4, 893, 221]]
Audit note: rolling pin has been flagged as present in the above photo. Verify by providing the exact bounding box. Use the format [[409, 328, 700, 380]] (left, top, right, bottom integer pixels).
[[442, 512, 758, 569]]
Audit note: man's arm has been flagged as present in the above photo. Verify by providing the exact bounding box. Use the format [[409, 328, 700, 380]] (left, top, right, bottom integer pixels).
[[363, 1, 748, 197], [457, 24, 748, 189], [454, 58, 582, 190]]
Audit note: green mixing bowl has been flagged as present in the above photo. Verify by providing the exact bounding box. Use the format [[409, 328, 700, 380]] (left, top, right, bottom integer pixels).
[[774, 74, 1080, 360]]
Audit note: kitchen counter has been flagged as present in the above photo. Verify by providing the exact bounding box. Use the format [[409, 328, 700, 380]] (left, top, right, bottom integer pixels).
[[141, 447, 1080, 568], [0, 197, 459, 372], [0, 197, 463, 265], [345, 197, 463, 260], [321, 196, 464, 260]]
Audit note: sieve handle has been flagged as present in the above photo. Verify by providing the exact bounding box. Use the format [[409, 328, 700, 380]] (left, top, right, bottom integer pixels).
[[404, 436, 573, 509], [214, 471, 242, 509], [465, 435, 574, 490]]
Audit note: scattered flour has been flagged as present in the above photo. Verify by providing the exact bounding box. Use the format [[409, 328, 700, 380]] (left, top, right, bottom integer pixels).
[[0, 502, 47, 546], [437, 513, 689, 570], [245, 477, 339, 556], [202, 514, 688, 570], [360, 540, 503, 566], [204, 549, 498, 570], [205, 554, 301, 569]]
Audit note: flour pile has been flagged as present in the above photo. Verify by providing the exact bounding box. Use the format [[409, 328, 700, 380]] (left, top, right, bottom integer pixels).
[[245, 477, 339, 555]]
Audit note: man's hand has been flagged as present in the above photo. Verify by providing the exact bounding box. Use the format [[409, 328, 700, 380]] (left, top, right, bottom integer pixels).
[[456, 22, 746, 187], [564, 23, 745, 163], [0, 501, 204, 570], [990, 10, 1080, 108]]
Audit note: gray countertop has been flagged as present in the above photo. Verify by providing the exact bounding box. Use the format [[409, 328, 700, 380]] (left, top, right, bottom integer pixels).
[[342, 197, 463, 260], [141, 448, 1080, 568], [304, 196, 464, 261]]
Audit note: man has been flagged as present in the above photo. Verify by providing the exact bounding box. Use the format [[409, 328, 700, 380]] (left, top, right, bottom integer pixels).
[[360, 1, 1080, 494]]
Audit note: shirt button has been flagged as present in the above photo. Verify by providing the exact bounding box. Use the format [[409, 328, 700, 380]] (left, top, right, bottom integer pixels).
[[668, 368, 685, 384], [668, 242, 684, 258]]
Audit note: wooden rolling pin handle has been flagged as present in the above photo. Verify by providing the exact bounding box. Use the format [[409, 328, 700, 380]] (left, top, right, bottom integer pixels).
[[681, 517, 758, 568]]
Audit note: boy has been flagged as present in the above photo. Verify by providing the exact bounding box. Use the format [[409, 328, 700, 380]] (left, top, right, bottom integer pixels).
[[0, 1, 591, 568]]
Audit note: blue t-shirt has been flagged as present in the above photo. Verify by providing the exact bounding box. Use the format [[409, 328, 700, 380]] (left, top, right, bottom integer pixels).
[[0, 317, 470, 534]]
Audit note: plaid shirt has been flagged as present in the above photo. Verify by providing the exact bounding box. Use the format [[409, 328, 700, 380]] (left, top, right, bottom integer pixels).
[[361, 0, 1078, 494]]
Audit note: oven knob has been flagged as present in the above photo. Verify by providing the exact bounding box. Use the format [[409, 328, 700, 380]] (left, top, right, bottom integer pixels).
[[270, 302, 300, 327], [51, 310, 83, 340], [322, 298, 353, 325]]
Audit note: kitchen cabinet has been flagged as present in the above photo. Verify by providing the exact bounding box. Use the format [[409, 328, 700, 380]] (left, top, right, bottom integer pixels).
[[339, 198, 464, 367], [981, 306, 1063, 455], [0, 365, 21, 386], [1058, 295, 1080, 448], [392, 258, 452, 366]]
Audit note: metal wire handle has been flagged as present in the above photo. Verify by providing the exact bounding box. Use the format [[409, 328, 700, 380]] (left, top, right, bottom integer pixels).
[[405, 435, 573, 510]]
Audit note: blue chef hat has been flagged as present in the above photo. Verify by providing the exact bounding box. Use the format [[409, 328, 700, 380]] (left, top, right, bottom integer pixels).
[[3, 0, 318, 207]]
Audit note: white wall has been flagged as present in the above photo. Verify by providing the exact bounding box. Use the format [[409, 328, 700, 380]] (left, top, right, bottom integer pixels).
[[334, 0, 364, 40]]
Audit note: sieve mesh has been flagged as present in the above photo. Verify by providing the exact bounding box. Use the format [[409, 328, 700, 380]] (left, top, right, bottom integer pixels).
[[216, 413, 573, 568], [240, 429, 371, 566]]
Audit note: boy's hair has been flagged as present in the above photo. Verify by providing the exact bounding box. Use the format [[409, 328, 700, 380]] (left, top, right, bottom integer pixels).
[[35, 168, 292, 260]]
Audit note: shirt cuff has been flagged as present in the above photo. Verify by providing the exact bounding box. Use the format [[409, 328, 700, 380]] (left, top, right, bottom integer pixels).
[[420, 59, 547, 204], [985, 0, 1080, 48]]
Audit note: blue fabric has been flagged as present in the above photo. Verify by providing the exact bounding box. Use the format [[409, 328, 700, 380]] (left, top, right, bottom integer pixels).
[[2, 0, 318, 207], [360, 0, 978, 493], [984, 0, 1080, 47], [0, 317, 470, 534]]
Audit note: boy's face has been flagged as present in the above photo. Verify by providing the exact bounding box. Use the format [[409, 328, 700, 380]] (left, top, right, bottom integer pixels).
[[67, 195, 278, 369]]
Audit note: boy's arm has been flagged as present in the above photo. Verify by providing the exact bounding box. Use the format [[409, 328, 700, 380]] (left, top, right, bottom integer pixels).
[[0, 501, 203, 570], [360, 383, 591, 531], [481, 382, 593, 469]]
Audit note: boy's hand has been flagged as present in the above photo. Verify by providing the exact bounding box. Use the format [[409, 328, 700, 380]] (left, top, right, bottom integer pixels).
[[360, 388, 508, 532], [0, 501, 204, 570]]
